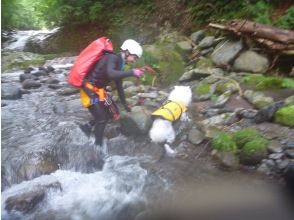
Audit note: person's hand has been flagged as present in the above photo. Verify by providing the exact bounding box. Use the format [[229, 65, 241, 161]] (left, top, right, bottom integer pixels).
[[133, 67, 145, 77], [123, 103, 132, 112]]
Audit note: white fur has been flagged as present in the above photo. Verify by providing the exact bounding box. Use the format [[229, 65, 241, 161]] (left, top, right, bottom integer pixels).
[[149, 86, 192, 157]]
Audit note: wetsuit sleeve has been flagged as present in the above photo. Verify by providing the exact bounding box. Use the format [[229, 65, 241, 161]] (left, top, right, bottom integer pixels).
[[105, 54, 134, 80], [115, 79, 127, 105]]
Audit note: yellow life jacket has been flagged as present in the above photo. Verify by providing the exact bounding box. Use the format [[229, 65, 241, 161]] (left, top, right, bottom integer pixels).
[[151, 101, 187, 122]]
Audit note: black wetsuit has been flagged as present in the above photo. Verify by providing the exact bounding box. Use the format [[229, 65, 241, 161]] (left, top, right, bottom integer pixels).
[[83, 52, 133, 145]]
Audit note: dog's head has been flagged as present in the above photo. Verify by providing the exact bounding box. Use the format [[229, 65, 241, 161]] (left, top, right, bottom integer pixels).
[[168, 86, 192, 107]]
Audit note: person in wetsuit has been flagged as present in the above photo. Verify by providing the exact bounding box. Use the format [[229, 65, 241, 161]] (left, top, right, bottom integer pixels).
[[80, 39, 145, 145]]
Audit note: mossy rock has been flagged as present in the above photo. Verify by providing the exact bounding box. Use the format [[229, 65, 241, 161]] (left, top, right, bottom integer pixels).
[[142, 43, 184, 86], [215, 81, 238, 94], [195, 57, 213, 68], [233, 128, 261, 149], [275, 105, 294, 127], [242, 74, 294, 90], [194, 82, 212, 96], [240, 138, 268, 166], [212, 132, 237, 154]]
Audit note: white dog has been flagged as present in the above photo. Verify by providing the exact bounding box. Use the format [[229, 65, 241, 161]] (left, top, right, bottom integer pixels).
[[149, 86, 192, 157]]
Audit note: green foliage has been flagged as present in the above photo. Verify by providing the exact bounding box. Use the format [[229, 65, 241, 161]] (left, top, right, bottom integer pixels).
[[233, 128, 261, 149], [275, 6, 294, 29], [212, 132, 237, 153], [275, 105, 294, 127], [241, 138, 268, 156]]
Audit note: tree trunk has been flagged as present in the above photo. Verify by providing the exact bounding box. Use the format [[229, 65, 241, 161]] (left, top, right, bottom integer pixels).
[[226, 20, 294, 44]]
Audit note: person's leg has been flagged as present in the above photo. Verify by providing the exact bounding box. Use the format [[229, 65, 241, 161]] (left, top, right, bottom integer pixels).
[[88, 103, 111, 145]]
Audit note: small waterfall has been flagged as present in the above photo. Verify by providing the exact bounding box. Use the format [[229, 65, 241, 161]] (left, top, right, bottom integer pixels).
[[2, 28, 59, 51]]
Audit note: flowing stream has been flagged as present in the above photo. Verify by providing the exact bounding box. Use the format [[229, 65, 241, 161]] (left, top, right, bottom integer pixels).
[[2, 30, 293, 220]]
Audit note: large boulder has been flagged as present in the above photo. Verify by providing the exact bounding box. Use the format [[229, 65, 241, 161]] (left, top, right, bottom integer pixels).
[[211, 40, 243, 66], [233, 51, 269, 73], [120, 106, 153, 135], [143, 44, 184, 86]]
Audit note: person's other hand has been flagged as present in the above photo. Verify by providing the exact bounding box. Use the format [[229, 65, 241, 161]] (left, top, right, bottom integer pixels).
[[133, 67, 145, 77]]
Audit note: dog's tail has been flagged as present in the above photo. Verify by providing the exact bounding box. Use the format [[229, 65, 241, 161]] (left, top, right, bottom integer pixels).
[[164, 144, 177, 157]]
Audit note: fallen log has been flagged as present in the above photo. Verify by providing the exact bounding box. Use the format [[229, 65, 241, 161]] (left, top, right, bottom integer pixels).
[[208, 20, 294, 54], [227, 20, 294, 44]]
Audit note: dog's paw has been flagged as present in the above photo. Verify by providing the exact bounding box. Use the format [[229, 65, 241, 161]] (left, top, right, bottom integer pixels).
[[164, 144, 177, 157]]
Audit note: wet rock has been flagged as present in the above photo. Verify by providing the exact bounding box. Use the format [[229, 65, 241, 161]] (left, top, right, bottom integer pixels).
[[46, 78, 60, 84], [190, 30, 205, 44], [120, 106, 152, 135], [125, 86, 140, 97], [198, 36, 215, 49], [48, 84, 63, 90], [277, 159, 290, 171], [254, 100, 285, 123], [233, 51, 269, 73], [211, 150, 239, 170], [19, 73, 38, 82], [267, 140, 283, 153], [5, 188, 45, 213], [24, 67, 35, 74], [244, 90, 274, 109], [175, 41, 192, 58], [1, 85, 22, 100], [212, 91, 231, 108], [200, 47, 214, 56], [204, 108, 233, 118], [269, 153, 284, 160], [22, 79, 42, 89], [286, 141, 294, 149], [46, 65, 55, 73], [212, 40, 243, 66], [57, 87, 79, 96], [179, 68, 212, 82], [123, 80, 135, 89], [257, 163, 270, 175], [188, 127, 205, 145], [138, 92, 157, 99], [32, 69, 48, 77], [200, 113, 236, 127], [285, 149, 294, 158], [235, 108, 258, 119]]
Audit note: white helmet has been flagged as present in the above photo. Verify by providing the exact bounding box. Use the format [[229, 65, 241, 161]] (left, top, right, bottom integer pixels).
[[120, 39, 143, 58]]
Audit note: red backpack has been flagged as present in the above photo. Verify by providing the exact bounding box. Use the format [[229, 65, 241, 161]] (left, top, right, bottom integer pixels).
[[68, 37, 113, 87]]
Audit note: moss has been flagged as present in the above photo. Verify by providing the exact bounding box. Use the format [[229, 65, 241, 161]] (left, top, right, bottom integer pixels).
[[215, 81, 237, 94], [212, 132, 237, 153], [194, 83, 211, 95], [275, 105, 294, 127], [195, 58, 213, 68], [233, 128, 261, 149], [241, 138, 268, 156], [143, 43, 184, 86], [242, 74, 294, 90]]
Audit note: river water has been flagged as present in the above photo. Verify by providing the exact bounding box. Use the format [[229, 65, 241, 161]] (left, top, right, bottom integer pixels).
[[1, 30, 293, 220]]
